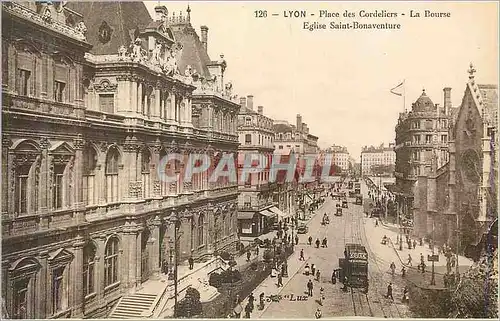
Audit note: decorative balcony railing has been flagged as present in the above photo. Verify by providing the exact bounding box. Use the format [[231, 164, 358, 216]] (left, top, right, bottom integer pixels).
[[3, 2, 87, 42], [3, 93, 85, 119]]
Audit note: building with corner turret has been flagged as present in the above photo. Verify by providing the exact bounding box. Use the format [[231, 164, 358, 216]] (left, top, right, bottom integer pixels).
[[2, 1, 239, 318], [393, 88, 454, 238]]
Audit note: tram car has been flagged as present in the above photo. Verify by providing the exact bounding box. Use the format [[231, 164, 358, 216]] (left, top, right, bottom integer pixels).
[[338, 243, 369, 293]]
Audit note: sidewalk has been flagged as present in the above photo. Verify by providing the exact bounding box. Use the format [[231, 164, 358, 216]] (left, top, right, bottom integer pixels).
[[366, 218, 473, 289], [236, 201, 328, 318]]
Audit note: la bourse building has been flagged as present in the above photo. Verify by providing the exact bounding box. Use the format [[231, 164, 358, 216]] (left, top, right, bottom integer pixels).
[[1, 2, 241, 318]]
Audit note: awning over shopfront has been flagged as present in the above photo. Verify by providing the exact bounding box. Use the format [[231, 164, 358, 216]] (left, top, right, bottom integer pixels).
[[260, 209, 276, 218], [238, 212, 256, 220], [269, 206, 290, 219]]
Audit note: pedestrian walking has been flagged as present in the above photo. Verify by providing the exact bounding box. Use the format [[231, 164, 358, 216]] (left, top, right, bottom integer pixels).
[[407, 254, 412, 266], [319, 287, 325, 306], [420, 253, 425, 265], [413, 239, 417, 249], [277, 273, 283, 287], [311, 264, 316, 276], [246, 250, 251, 262], [402, 286, 409, 303], [258, 293, 265, 310], [331, 269, 337, 284], [244, 303, 252, 318], [248, 293, 254, 306], [401, 267, 406, 277], [315, 238, 320, 248], [234, 300, 243, 318], [323, 237, 328, 248], [451, 255, 456, 267], [282, 261, 288, 277], [390, 262, 396, 276], [385, 282, 394, 301], [161, 258, 168, 274], [316, 270, 321, 281], [188, 256, 194, 270], [307, 279, 314, 296], [421, 262, 426, 274], [315, 308, 322, 319], [295, 235, 299, 245], [308, 236, 313, 246], [300, 249, 305, 261]]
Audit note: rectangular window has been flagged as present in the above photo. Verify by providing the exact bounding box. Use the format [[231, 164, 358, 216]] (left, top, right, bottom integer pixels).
[[245, 134, 252, 145], [52, 267, 64, 313], [13, 278, 29, 319], [413, 135, 421, 143], [425, 135, 432, 143], [99, 94, 114, 113], [441, 135, 448, 143], [54, 81, 66, 102], [17, 69, 31, 96], [16, 173, 28, 215], [53, 165, 64, 209]]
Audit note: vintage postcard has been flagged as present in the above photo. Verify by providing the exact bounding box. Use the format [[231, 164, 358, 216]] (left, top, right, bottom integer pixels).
[[1, 0, 498, 319]]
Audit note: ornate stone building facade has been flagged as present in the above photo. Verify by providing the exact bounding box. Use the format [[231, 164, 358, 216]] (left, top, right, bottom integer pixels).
[[325, 144, 351, 173], [2, 2, 239, 319], [236, 96, 279, 236], [393, 88, 454, 237]]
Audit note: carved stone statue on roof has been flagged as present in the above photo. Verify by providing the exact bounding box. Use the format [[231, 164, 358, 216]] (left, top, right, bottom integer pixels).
[[131, 38, 144, 62], [75, 21, 87, 37], [224, 82, 233, 97], [151, 43, 163, 65], [118, 45, 128, 60]]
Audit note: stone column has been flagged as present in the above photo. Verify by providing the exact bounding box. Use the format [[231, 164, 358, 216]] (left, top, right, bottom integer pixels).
[[130, 80, 138, 114], [171, 93, 177, 122], [97, 150, 107, 205], [35, 55, 43, 97], [150, 217, 161, 278], [38, 139, 50, 214], [7, 44, 16, 92], [151, 146, 161, 198], [136, 227, 143, 286], [124, 224, 138, 289], [71, 236, 85, 317], [94, 234, 106, 301], [73, 137, 84, 223], [137, 83, 143, 114], [154, 88, 161, 120]]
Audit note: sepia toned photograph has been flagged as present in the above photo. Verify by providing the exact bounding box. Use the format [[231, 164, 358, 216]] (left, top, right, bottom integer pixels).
[[0, 0, 498, 319]]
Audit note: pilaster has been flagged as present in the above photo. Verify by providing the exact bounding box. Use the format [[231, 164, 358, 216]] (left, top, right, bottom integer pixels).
[[137, 82, 143, 114], [37, 251, 49, 319], [94, 234, 106, 302], [130, 80, 138, 114], [150, 217, 161, 278], [135, 227, 143, 285], [71, 237, 85, 317]]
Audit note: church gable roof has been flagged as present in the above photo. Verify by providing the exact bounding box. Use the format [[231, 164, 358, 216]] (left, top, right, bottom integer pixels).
[[66, 2, 153, 55]]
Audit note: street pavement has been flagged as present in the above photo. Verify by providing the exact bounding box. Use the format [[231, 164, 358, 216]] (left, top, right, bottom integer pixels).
[[254, 181, 412, 319]]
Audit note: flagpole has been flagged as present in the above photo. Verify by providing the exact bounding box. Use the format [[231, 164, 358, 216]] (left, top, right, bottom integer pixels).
[[403, 79, 406, 112]]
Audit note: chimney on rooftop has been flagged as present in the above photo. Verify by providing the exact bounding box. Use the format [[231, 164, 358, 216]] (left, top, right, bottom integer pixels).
[[247, 95, 254, 110], [296, 114, 302, 132], [443, 87, 452, 116], [200, 26, 208, 51], [258, 106, 263, 114], [154, 5, 168, 22], [240, 97, 247, 109]]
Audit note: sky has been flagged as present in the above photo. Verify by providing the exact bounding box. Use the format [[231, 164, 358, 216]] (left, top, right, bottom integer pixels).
[[144, 1, 498, 161]]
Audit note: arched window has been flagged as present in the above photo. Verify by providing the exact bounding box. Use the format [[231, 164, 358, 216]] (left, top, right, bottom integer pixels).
[[82, 147, 97, 205], [104, 237, 119, 286], [197, 214, 204, 247], [105, 148, 119, 203], [83, 243, 96, 297], [142, 149, 151, 199]]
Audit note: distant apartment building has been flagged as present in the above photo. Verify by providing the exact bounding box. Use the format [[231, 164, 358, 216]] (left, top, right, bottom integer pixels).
[[325, 145, 350, 172], [236, 96, 283, 236], [361, 143, 396, 176]]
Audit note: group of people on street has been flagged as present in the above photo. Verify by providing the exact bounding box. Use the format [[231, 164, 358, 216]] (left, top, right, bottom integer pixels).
[[307, 235, 329, 249]]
